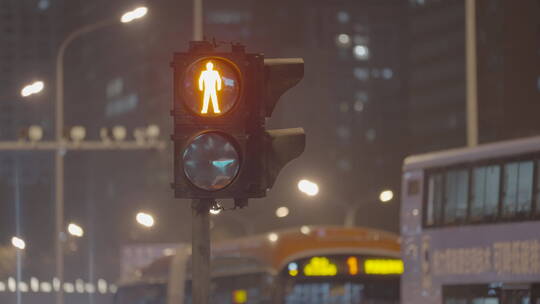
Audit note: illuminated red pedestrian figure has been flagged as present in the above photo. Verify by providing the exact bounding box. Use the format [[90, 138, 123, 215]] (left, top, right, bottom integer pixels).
[[198, 61, 222, 114]]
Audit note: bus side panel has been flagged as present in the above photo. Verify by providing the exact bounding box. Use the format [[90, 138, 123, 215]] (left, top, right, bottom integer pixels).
[[402, 170, 540, 304], [401, 169, 438, 304], [426, 222, 540, 286]]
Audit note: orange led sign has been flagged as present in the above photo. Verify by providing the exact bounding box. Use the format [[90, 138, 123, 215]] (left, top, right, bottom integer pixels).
[[347, 256, 359, 275]]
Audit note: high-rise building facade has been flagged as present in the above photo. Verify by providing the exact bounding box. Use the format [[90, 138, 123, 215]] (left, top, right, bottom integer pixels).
[[0, 0, 192, 289], [202, 0, 407, 233], [407, 0, 540, 152], [407, 0, 467, 153], [476, 0, 540, 142]]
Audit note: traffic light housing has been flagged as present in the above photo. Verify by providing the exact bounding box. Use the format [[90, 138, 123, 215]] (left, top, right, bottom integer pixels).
[[171, 41, 305, 202]]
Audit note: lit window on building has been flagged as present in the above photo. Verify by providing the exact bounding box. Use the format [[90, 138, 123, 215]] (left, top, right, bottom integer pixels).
[[353, 45, 369, 60], [365, 129, 376, 142], [353, 35, 369, 45], [337, 159, 352, 171], [447, 115, 458, 128], [336, 34, 351, 48], [38, 0, 50, 11], [382, 68, 393, 79], [409, 0, 431, 7], [337, 11, 350, 23], [106, 77, 124, 99], [339, 102, 349, 113], [355, 91, 368, 103], [105, 93, 139, 117], [353, 100, 364, 112], [336, 126, 351, 140], [207, 11, 250, 24], [353, 68, 369, 81]]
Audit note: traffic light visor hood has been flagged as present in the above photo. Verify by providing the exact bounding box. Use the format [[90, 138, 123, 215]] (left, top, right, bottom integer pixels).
[[264, 58, 304, 117]]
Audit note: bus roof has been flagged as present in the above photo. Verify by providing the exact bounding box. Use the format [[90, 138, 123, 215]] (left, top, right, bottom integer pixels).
[[133, 225, 400, 283], [213, 225, 400, 271], [403, 135, 540, 171]]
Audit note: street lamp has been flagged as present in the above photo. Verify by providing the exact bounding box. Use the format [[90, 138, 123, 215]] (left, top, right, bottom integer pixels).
[[275, 206, 289, 218], [298, 179, 319, 196], [136, 212, 155, 228], [120, 6, 148, 23], [379, 189, 394, 203], [67, 223, 84, 238], [300, 225, 311, 235], [11, 236, 26, 250], [20, 81, 44, 97], [267, 232, 278, 243], [54, 7, 148, 304]]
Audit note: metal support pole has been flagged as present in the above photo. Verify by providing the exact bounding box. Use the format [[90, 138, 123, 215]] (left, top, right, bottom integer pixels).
[[344, 204, 358, 228], [193, 0, 203, 40], [55, 151, 64, 304], [191, 199, 211, 304], [53, 19, 118, 304], [466, 0, 479, 147]]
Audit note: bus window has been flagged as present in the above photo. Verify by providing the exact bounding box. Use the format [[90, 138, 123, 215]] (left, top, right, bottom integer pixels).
[[502, 161, 533, 218], [115, 283, 166, 304], [444, 299, 467, 304], [444, 169, 469, 224], [210, 273, 272, 304], [472, 298, 499, 304], [471, 165, 500, 221], [517, 161, 534, 215], [427, 173, 444, 226], [443, 285, 501, 304], [537, 162, 540, 216]]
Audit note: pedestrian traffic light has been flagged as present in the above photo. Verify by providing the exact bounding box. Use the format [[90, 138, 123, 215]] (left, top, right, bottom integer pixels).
[[171, 41, 305, 203]]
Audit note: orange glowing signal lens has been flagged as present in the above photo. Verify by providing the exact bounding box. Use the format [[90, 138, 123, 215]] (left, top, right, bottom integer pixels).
[[182, 58, 241, 117], [198, 61, 222, 114]]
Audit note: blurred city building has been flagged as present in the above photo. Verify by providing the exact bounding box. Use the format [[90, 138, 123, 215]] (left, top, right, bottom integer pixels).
[[475, 0, 540, 142], [0, 0, 192, 296], [1, 0, 539, 300], [407, 0, 467, 152], [202, 0, 407, 233], [407, 0, 540, 151]]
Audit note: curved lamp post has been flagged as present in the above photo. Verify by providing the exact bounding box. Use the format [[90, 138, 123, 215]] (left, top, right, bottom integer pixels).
[[53, 7, 147, 304]]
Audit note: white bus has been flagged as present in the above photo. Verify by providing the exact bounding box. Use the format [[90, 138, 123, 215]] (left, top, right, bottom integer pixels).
[[401, 136, 540, 304]]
